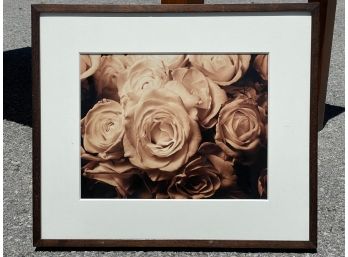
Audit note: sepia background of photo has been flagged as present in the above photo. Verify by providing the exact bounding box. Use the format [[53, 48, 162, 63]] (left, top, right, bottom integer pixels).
[[3, 0, 344, 256]]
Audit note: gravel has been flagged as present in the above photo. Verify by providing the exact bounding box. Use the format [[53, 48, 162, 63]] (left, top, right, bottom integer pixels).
[[3, 0, 344, 256]]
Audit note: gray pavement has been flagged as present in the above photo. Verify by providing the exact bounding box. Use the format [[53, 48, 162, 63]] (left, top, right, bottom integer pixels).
[[3, 0, 344, 256]]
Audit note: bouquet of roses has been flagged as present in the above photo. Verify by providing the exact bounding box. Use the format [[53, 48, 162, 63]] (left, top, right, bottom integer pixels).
[[80, 54, 268, 199]]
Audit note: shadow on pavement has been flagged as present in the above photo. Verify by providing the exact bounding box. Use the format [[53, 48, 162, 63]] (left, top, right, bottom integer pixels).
[[4, 47, 32, 126], [322, 104, 345, 128], [3, 47, 345, 129]]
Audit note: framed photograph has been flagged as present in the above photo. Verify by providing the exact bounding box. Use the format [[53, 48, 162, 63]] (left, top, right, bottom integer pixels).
[[32, 3, 319, 249]]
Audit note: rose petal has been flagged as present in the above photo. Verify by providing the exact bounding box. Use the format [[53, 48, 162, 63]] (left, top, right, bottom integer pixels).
[[80, 55, 101, 80]]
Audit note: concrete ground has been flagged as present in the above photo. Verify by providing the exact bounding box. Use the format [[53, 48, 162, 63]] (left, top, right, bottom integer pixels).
[[3, 0, 344, 256]]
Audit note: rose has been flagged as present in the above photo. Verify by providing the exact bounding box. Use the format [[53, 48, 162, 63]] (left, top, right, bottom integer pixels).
[[234, 88, 268, 142], [123, 55, 187, 70], [215, 98, 266, 162], [172, 67, 227, 128], [161, 80, 201, 121], [258, 168, 267, 198], [81, 99, 125, 161], [80, 55, 101, 90], [123, 88, 201, 172], [92, 55, 181, 85], [83, 160, 152, 198], [93, 55, 127, 101], [80, 54, 101, 80], [167, 142, 240, 199], [153, 55, 188, 69], [117, 59, 170, 98], [198, 142, 237, 189], [167, 157, 221, 199], [254, 55, 268, 80], [199, 143, 251, 199], [80, 55, 91, 76], [188, 55, 251, 86], [227, 85, 267, 126]]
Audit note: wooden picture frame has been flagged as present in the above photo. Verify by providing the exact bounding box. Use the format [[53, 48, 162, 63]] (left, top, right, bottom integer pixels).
[[32, 3, 319, 250]]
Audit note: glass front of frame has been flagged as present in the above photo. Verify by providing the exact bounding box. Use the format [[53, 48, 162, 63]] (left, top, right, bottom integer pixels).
[[80, 54, 268, 199]]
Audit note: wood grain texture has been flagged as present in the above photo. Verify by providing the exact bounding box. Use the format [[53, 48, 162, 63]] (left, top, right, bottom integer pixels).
[[161, 0, 204, 4], [309, 0, 337, 130], [34, 239, 317, 249], [309, 4, 320, 249], [32, 3, 319, 13], [31, 3, 319, 250], [31, 4, 41, 247]]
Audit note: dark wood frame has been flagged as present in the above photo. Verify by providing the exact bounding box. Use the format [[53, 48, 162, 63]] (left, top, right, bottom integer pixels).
[[32, 3, 319, 250], [309, 0, 336, 130]]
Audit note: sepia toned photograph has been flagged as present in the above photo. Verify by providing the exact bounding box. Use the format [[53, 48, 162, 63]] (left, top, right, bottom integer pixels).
[[80, 54, 268, 199]]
